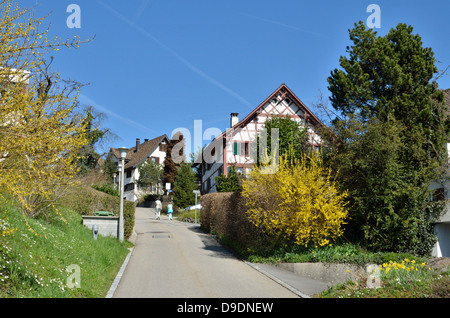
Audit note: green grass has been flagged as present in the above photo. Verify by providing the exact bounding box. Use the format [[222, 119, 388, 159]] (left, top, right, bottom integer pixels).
[[318, 264, 450, 298], [176, 209, 201, 223], [0, 200, 131, 298], [243, 242, 427, 267]]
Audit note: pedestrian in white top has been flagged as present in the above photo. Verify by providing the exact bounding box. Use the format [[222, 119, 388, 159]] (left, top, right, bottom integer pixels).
[[155, 199, 162, 220]]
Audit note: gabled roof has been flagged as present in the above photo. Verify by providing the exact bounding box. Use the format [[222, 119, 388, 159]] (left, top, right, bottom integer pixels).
[[193, 83, 327, 165], [214, 83, 326, 143], [110, 134, 169, 170], [230, 83, 325, 130]]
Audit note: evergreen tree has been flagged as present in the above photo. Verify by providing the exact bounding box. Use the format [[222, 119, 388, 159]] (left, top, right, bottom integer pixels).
[[102, 153, 117, 183], [76, 110, 105, 175], [215, 165, 243, 192], [163, 132, 184, 186], [173, 163, 197, 209], [326, 22, 449, 255]]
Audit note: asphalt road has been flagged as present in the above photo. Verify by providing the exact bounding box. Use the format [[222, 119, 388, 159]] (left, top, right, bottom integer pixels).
[[112, 207, 299, 298]]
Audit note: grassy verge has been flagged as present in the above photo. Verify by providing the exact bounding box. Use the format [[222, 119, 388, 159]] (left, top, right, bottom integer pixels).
[[319, 259, 450, 298], [238, 242, 427, 266], [176, 209, 201, 223], [0, 200, 131, 298]]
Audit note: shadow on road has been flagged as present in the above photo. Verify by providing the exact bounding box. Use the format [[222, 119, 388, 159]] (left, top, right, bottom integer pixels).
[[186, 224, 238, 260]]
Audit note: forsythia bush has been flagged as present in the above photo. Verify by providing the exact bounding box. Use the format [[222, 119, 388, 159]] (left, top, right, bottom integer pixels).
[[242, 151, 349, 247], [0, 0, 89, 233]]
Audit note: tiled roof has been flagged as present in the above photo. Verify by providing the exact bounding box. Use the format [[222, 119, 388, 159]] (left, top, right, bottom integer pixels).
[[110, 134, 168, 170]]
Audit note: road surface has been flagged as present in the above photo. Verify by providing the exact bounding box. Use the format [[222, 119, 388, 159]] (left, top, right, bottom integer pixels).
[[112, 207, 299, 298]]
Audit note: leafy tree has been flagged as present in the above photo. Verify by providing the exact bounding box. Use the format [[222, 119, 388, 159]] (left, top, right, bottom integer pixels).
[[215, 165, 243, 192], [242, 151, 349, 247], [173, 163, 197, 209], [256, 115, 308, 164], [136, 159, 163, 192], [0, 0, 90, 226], [326, 21, 449, 255]]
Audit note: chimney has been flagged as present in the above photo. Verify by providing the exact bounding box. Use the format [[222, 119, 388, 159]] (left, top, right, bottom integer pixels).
[[135, 138, 140, 152], [230, 113, 239, 128]]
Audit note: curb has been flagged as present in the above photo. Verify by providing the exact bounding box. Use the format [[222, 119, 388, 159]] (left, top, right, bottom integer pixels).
[[244, 261, 311, 299], [105, 247, 134, 298], [204, 229, 311, 298]]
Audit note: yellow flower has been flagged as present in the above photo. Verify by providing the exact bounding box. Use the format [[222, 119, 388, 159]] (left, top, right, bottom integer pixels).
[[346, 269, 350, 273]]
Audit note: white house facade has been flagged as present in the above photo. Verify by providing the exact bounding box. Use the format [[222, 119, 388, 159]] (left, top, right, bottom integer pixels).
[[197, 83, 326, 194], [110, 135, 169, 202], [430, 142, 450, 258]]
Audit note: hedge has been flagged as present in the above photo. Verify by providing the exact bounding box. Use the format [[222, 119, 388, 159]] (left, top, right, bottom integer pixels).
[[59, 186, 136, 239], [200, 192, 278, 255]]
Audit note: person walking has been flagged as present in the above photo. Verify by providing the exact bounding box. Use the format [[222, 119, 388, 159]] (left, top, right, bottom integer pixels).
[[167, 202, 173, 220], [155, 199, 162, 220]]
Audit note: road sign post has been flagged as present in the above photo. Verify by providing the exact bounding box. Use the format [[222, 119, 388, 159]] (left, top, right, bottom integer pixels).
[[193, 190, 200, 224]]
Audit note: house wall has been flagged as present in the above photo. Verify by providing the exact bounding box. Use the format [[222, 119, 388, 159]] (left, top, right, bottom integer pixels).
[[112, 140, 168, 203], [431, 142, 450, 257], [433, 223, 450, 257], [131, 145, 167, 201], [203, 91, 322, 193]]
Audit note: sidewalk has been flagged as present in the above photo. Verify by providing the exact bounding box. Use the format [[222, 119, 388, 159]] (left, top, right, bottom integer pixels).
[[245, 262, 329, 298]]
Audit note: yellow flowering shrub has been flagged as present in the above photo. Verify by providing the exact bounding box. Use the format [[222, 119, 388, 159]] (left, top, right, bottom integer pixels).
[[242, 151, 349, 247], [0, 0, 90, 233]]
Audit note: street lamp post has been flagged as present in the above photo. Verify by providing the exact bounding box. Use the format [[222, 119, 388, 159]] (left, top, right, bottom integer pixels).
[[118, 147, 129, 242]]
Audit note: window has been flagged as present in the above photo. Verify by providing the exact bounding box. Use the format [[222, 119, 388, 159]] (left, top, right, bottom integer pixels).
[[243, 142, 249, 157], [124, 183, 135, 192], [431, 188, 445, 201], [233, 142, 249, 156], [159, 144, 167, 152], [150, 156, 160, 164], [126, 170, 132, 178]]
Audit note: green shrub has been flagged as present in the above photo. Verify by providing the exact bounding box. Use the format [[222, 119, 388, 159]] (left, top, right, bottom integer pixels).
[[58, 186, 135, 239], [91, 183, 119, 197], [201, 192, 279, 256]]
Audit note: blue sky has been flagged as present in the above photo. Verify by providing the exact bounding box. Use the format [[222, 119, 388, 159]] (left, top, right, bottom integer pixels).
[[23, 0, 450, 155]]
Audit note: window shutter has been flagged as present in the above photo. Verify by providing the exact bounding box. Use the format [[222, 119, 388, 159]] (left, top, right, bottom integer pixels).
[[233, 142, 240, 155]]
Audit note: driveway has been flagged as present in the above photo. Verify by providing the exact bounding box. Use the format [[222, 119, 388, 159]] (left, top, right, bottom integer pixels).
[[111, 207, 299, 298]]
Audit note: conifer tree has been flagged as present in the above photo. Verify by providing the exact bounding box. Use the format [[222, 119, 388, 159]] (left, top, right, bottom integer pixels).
[[173, 163, 197, 209], [327, 21, 449, 254]]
